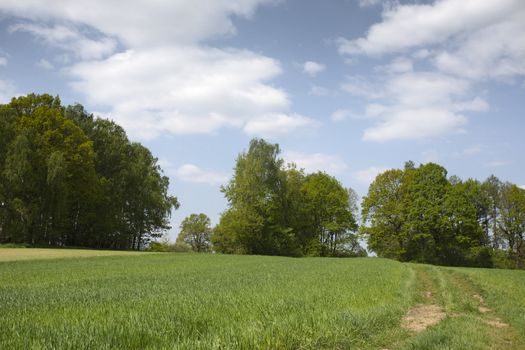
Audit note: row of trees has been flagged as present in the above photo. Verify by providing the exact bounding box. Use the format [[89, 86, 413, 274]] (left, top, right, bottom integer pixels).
[[361, 162, 525, 268], [0, 94, 178, 250], [209, 139, 364, 257]]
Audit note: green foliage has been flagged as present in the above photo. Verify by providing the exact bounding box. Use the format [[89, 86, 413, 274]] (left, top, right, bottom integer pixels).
[[0, 94, 178, 250], [362, 161, 525, 268], [176, 213, 212, 252], [214, 138, 361, 257], [301, 172, 358, 256]]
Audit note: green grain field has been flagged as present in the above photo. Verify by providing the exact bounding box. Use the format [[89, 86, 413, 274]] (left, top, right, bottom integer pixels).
[[1, 249, 524, 349]]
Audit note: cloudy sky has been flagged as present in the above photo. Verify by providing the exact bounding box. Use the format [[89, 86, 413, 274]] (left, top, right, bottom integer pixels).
[[1, 0, 524, 238]]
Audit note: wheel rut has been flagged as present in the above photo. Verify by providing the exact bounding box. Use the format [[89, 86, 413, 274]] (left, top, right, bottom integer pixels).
[[386, 265, 521, 350]]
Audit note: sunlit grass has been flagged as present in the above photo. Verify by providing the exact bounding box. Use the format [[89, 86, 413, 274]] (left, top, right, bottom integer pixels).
[[0, 247, 145, 262], [0, 253, 413, 349]]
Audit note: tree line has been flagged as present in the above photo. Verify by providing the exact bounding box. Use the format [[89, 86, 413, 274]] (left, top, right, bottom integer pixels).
[[172, 139, 364, 257], [361, 161, 525, 268], [0, 94, 178, 250], [171, 142, 524, 269], [2, 94, 523, 268]]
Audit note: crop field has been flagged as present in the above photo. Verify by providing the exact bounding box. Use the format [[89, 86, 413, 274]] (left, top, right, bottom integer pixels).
[[0, 249, 524, 349], [0, 247, 144, 262]]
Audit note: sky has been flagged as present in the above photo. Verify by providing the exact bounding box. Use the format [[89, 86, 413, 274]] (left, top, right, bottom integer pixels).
[[0, 0, 524, 239]]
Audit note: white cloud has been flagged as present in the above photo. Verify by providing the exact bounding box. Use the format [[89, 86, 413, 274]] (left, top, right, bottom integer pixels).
[[354, 166, 389, 184], [519, 185, 525, 190], [0, 0, 276, 47], [363, 108, 467, 142], [461, 146, 483, 156], [413, 49, 431, 60], [174, 164, 229, 186], [303, 61, 326, 77], [483, 160, 511, 168], [344, 72, 474, 141], [309, 85, 332, 96], [377, 56, 413, 74], [9, 23, 117, 60], [358, 0, 382, 7], [67, 47, 315, 139], [243, 113, 317, 137], [453, 97, 489, 112], [283, 151, 348, 175], [338, 0, 524, 56], [421, 149, 440, 163], [338, 0, 525, 82], [0, 57, 7, 66], [331, 109, 351, 122], [336, 0, 519, 142], [0, 0, 314, 140], [341, 76, 384, 99], [36, 58, 54, 70]]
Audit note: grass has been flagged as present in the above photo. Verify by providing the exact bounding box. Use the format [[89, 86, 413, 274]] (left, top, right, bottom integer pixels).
[[452, 267, 525, 340], [0, 252, 414, 349], [0, 247, 144, 261], [0, 249, 524, 349]]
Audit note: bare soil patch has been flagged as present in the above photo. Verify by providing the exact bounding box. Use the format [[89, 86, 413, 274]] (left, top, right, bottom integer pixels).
[[402, 304, 446, 332], [473, 293, 493, 313], [484, 318, 509, 328]]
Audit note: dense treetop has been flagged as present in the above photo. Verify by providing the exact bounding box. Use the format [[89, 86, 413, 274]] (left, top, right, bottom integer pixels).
[[0, 94, 178, 250], [361, 162, 525, 268]]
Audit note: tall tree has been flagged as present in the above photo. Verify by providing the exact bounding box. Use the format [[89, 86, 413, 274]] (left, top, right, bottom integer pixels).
[[498, 184, 525, 267], [361, 169, 406, 259], [218, 138, 296, 255], [301, 172, 358, 256], [177, 213, 212, 252]]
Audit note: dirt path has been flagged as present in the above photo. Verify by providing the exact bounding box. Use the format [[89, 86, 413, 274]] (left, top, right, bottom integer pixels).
[[387, 265, 523, 350]]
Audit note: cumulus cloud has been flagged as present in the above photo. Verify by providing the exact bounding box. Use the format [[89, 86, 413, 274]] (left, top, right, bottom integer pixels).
[[283, 151, 348, 175], [338, 0, 525, 82], [243, 113, 317, 137], [9, 23, 117, 60], [331, 109, 351, 122], [358, 0, 382, 7], [1, 0, 316, 140], [337, 0, 523, 142], [309, 85, 332, 96], [341, 76, 384, 99], [0, 0, 276, 47], [338, 0, 524, 57], [174, 164, 229, 186], [303, 61, 326, 77], [344, 72, 475, 141], [354, 166, 389, 184], [460, 146, 483, 156], [483, 160, 511, 168], [421, 149, 440, 163], [36, 58, 54, 70], [377, 56, 413, 74], [68, 47, 314, 139]]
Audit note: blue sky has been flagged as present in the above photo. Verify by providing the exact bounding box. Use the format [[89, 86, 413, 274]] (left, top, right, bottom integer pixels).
[[0, 0, 524, 239]]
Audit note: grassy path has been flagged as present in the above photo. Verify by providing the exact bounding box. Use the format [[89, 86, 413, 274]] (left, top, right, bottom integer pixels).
[[390, 264, 525, 350]]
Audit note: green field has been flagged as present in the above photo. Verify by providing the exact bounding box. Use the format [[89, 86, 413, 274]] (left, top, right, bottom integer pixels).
[[0, 249, 524, 349]]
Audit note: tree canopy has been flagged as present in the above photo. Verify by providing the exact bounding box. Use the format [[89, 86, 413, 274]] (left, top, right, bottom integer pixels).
[[0, 94, 178, 250], [362, 162, 525, 268], [213, 138, 363, 257]]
